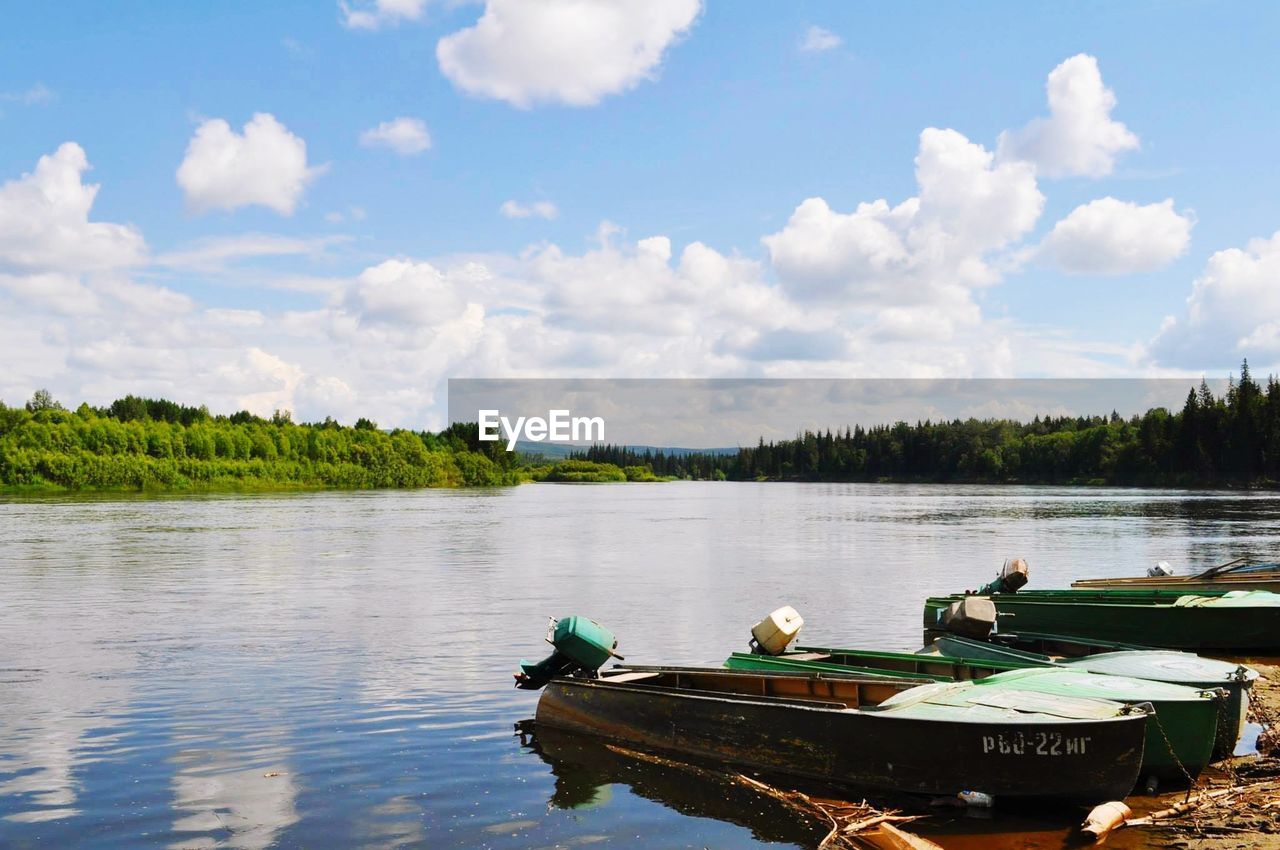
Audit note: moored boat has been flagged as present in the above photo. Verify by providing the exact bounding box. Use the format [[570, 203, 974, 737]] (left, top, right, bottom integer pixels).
[[931, 635, 1258, 761], [535, 665, 1150, 802], [923, 589, 1280, 651], [1073, 558, 1280, 593], [516, 616, 1151, 803], [725, 649, 1224, 780]]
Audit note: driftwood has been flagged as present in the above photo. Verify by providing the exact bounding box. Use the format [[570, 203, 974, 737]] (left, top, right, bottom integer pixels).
[[1125, 784, 1265, 826], [604, 744, 941, 850]]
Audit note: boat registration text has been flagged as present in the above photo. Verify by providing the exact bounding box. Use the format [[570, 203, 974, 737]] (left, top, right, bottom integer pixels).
[[982, 731, 1091, 756]]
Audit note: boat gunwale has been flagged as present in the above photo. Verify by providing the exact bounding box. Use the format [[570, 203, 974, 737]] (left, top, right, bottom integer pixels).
[[565, 667, 1150, 726]]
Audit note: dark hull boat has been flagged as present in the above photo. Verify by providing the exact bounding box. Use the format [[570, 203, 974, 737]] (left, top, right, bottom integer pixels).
[[535, 665, 1150, 803], [924, 589, 1280, 651], [724, 649, 1223, 780]]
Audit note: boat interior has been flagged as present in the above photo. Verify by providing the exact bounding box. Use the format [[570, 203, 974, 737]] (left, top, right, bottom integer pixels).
[[591, 665, 925, 710], [788, 648, 1016, 681]]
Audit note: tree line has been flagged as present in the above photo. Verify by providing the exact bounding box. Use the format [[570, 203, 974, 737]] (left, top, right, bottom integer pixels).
[[0, 394, 525, 491], [11, 362, 1280, 491], [579, 362, 1280, 487]]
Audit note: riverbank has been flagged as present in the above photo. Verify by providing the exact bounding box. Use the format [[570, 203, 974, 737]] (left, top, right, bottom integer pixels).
[[1126, 662, 1280, 848]]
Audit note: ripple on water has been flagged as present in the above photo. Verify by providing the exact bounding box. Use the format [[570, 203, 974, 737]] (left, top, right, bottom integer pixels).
[[4, 484, 1280, 847]]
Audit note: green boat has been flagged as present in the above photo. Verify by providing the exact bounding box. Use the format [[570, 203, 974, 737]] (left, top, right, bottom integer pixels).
[[931, 635, 1257, 761], [517, 616, 1153, 802], [924, 588, 1280, 651], [725, 650, 1224, 781], [534, 665, 1152, 802]]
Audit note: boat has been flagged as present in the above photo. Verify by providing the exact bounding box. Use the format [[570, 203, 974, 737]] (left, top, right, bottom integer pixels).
[[932, 634, 1257, 760], [725, 649, 1225, 780], [923, 589, 1280, 651], [1073, 558, 1280, 593], [516, 616, 1151, 803], [535, 665, 1150, 802]]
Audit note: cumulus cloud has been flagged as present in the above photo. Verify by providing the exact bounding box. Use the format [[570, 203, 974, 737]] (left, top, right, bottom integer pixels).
[[1041, 197, 1192, 274], [4, 50, 1194, 427], [344, 259, 472, 328], [340, 0, 426, 30], [436, 0, 701, 108], [763, 127, 1043, 316], [1150, 231, 1280, 367], [0, 143, 145, 274], [998, 54, 1139, 178], [499, 199, 557, 219], [359, 117, 431, 155], [176, 114, 320, 215], [799, 26, 841, 53]]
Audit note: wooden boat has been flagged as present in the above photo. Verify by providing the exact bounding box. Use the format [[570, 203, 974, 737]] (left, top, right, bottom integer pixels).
[[932, 635, 1257, 760], [724, 650, 1223, 780], [924, 589, 1280, 651], [1073, 558, 1280, 593], [533, 665, 1150, 802]]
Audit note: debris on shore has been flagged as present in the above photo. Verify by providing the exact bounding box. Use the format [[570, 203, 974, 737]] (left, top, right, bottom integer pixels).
[[1098, 662, 1280, 848]]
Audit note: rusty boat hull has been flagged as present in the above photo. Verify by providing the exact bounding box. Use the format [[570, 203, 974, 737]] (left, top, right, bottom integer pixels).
[[534, 667, 1148, 803]]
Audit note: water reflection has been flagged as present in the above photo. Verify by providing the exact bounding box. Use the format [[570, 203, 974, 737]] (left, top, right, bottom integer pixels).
[[3, 485, 1280, 848], [169, 754, 298, 850], [0, 593, 136, 825], [515, 721, 819, 847]]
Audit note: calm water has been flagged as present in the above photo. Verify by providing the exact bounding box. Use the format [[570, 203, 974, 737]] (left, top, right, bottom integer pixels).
[[3, 483, 1280, 849]]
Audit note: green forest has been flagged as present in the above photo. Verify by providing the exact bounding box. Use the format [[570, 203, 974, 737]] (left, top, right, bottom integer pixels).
[[0, 393, 530, 492], [581, 362, 1280, 488], [6, 362, 1280, 492]]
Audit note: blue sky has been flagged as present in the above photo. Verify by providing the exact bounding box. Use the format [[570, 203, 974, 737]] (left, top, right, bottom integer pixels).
[[3, 1, 1279, 427]]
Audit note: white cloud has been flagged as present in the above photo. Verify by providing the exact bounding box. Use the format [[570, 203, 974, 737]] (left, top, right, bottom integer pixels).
[[0, 83, 54, 105], [344, 259, 472, 328], [0, 272, 100, 316], [325, 207, 366, 224], [4, 50, 1194, 428], [998, 54, 1139, 178], [1150, 231, 1280, 367], [762, 127, 1043, 314], [0, 142, 145, 274], [359, 117, 431, 155], [436, 0, 701, 108], [176, 113, 320, 215], [499, 199, 557, 219], [340, 0, 426, 30], [799, 25, 841, 53], [156, 234, 346, 271], [1041, 198, 1193, 274]]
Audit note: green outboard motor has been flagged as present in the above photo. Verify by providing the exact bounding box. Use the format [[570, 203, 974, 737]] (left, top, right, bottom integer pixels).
[[975, 557, 1029, 596], [515, 616, 622, 690]]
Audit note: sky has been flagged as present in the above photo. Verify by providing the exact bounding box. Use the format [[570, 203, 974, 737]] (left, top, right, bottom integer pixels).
[[3, 1, 1280, 429]]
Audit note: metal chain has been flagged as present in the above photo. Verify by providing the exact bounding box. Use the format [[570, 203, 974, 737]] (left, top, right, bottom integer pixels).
[[1149, 705, 1199, 801]]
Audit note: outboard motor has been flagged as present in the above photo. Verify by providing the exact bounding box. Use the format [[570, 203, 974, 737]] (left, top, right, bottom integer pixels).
[[748, 606, 805, 655], [940, 597, 998, 638], [515, 616, 622, 690], [975, 558, 1029, 596], [1148, 561, 1175, 577]]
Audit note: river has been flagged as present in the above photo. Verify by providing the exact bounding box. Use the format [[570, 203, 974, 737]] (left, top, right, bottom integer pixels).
[[3, 483, 1279, 848]]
